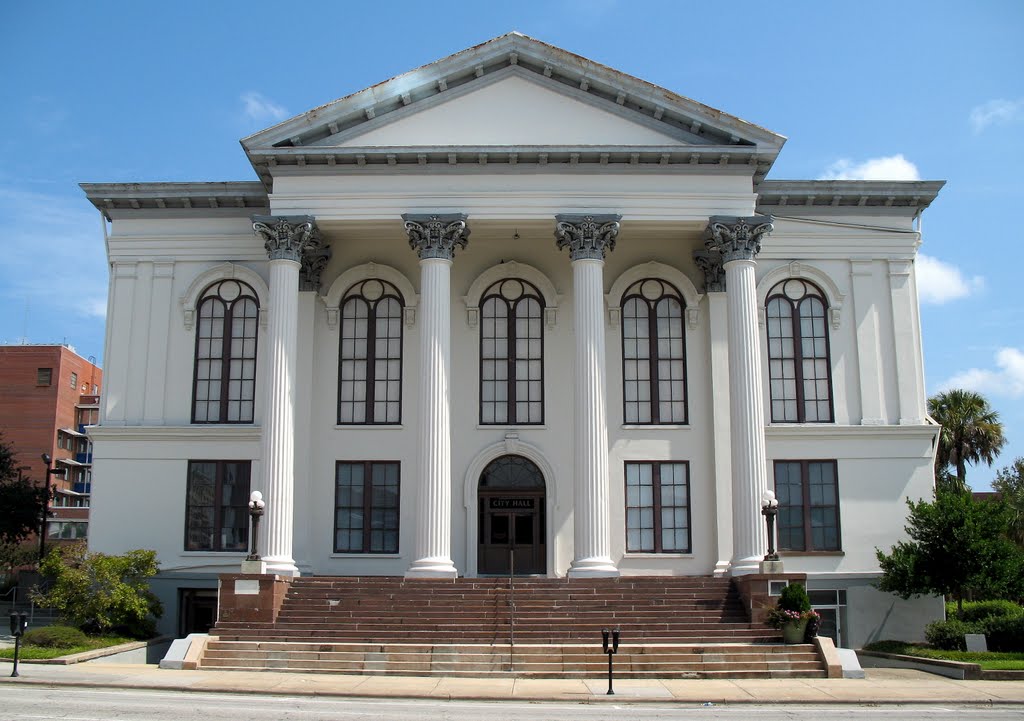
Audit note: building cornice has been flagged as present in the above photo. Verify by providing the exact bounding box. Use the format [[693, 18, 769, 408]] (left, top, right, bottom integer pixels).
[[80, 182, 269, 220], [756, 180, 945, 216], [765, 423, 939, 444]]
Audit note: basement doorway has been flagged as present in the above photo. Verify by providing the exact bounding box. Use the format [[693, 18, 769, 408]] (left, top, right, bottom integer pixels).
[[477, 454, 546, 576]]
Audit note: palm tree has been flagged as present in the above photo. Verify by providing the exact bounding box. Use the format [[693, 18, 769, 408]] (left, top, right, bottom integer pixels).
[[928, 389, 1007, 493]]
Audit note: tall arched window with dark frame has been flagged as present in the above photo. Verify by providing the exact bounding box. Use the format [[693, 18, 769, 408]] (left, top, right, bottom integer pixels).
[[765, 278, 834, 423], [480, 278, 544, 425], [191, 279, 259, 424], [338, 279, 404, 425], [620, 278, 688, 425]]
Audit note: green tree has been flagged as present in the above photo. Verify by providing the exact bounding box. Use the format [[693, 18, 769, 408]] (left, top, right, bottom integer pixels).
[[0, 435, 50, 546], [33, 543, 163, 637], [876, 490, 1024, 613], [993, 458, 1024, 546], [928, 389, 1006, 492]]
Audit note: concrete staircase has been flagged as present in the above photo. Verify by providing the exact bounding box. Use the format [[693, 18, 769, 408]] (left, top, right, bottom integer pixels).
[[204, 576, 826, 678]]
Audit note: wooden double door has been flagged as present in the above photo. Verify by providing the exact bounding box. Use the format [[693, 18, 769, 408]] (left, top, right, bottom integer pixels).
[[478, 493, 546, 575]]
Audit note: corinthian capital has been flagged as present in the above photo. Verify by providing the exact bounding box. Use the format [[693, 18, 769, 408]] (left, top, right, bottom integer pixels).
[[554, 214, 621, 261], [703, 215, 773, 263], [693, 250, 726, 292], [299, 235, 332, 292], [253, 215, 318, 262], [402, 213, 470, 260]]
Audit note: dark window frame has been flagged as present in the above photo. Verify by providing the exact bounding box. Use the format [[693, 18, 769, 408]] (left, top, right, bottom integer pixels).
[[337, 280, 405, 425], [37, 367, 53, 386], [334, 461, 401, 554], [191, 280, 260, 424], [620, 279, 689, 425], [624, 460, 692, 554], [766, 279, 835, 423], [479, 278, 545, 426], [772, 459, 842, 552], [184, 460, 251, 552]]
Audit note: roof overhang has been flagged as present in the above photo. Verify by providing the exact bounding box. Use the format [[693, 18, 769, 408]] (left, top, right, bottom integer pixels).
[[756, 180, 946, 217], [80, 182, 268, 221]]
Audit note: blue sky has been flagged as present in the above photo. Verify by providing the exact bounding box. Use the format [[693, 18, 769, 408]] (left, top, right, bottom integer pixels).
[[1, 1, 1021, 489]]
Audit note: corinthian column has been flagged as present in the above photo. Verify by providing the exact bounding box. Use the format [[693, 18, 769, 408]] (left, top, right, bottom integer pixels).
[[556, 214, 621, 578], [704, 215, 774, 575], [403, 213, 469, 579], [251, 215, 318, 577]]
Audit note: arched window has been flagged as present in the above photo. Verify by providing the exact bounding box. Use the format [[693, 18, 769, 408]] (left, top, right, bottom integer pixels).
[[766, 278, 833, 423], [338, 279, 404, 424], [480, 278, 544, 425], [621, 279, 688, 424], [192, 279, 259, 423]]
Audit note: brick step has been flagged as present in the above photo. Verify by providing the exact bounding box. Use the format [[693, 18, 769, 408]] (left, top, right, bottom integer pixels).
[[211, 632, 778, 644]]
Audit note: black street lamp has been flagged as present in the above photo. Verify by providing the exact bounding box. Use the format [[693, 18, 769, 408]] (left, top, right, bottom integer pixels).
[[601, 627, 620, 695], [9, 612, 28, 677], [761, 490, 780, 562], [39, 454, 66, 562], [246, 491, 265, 561]]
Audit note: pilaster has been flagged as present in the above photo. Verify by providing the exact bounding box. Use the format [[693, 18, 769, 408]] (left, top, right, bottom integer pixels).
[[703, 215, 773, 576], [556, 214, 620, 578], [402, 213, 469, 578], [850, 260, 885, 425], [696, 250, 733, 576], [890, 260, 925, 424]]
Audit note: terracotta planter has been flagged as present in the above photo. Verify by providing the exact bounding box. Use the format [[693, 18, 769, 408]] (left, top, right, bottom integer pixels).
[[782, 617, 810, 644]]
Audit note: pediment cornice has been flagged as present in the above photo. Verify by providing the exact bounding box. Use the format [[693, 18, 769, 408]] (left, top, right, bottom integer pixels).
[[241, 33, 785, 187]]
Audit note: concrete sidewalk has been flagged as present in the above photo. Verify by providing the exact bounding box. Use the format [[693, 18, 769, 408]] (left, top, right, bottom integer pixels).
[[1, 662, 1024, 704]]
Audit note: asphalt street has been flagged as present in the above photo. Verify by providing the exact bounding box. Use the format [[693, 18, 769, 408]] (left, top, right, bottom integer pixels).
[[1, 687, 1022, 721]]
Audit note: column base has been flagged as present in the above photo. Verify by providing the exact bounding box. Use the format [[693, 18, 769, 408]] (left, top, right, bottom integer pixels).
[[405, 557, 458, 579], [713, 560, 731, 578], [568, 557, 620, 578], [728, 555, 764, 576], [262, 556, 300, 577]]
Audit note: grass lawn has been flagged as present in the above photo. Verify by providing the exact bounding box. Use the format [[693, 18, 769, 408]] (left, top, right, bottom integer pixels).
[[863, 641, 1024, 670], [0, 635, 135, 660]]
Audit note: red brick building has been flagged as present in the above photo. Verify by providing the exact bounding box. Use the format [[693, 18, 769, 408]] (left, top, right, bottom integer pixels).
[[0, 345, 102, 543]]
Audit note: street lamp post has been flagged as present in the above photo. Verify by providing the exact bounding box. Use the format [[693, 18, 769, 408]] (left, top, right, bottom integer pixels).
[[247, 491, 265, 561], [39, 454, 66, 562], [761, 490, 780, 562]]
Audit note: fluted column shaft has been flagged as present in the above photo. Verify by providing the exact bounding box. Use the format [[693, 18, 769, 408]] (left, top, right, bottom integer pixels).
[[402, 213, 468, 579], [569, 258, 619, 576], [251, 215, 317, 577], [703, 215, 774, 576], [724, 258, 769, 573], [406, 257, 458, 577], [556, 214, 620, 578], [261, 257, 300, 575]]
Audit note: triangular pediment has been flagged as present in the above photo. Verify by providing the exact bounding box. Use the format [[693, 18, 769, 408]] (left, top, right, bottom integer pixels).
[[241, 33, 785, 184], [317, 72, 690, 148]]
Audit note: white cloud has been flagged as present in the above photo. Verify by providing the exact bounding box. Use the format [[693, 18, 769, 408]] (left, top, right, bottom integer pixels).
[[819, 154, 921, 181], [0, 187, 109, 325], [241, 92, 288, 123], [916, 254, 985, 305], [969, 98, 1024, 133], [940, 348, 1024, 399]]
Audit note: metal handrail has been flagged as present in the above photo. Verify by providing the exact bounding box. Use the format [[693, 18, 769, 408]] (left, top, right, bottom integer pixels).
[[508, 547, 515, 672]]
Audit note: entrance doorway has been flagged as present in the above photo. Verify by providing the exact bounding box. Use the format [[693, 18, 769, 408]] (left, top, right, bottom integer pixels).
[[477, 455, 546, 575]]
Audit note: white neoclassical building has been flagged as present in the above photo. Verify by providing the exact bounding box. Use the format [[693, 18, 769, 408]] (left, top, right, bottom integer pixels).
[[83, 33, 944, 647]]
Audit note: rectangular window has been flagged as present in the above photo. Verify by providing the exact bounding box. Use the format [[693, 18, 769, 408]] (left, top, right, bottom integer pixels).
[[47, 521, 88, 540], [185, 461, 250, 552], [70, 372, 78, 390], [624, 461, 691, 553], [334, 461, 400, 553], [773, 460, 841, 552], [37, 367, 52, 386]]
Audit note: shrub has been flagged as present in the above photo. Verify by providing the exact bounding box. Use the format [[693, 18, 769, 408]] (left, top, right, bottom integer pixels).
[[22, 625, 88, 649], [948, 600, 1024, 624], [985, 616, 1024, 652], [32, 543, 162, 638], [925, 618, 979, 651], [778, 583, 811, 613]]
